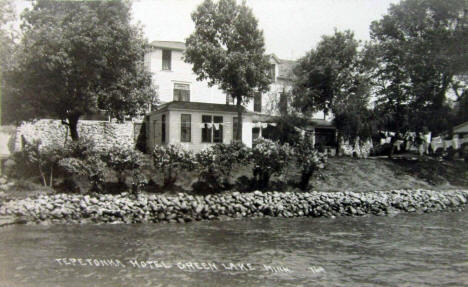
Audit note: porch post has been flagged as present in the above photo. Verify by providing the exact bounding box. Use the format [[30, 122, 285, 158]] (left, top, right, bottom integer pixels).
[[311, 128, 316, 146]]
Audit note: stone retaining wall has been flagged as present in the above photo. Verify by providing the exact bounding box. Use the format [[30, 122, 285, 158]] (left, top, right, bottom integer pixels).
[[14, 119, 136, 151], [0, 189, 466, 225]]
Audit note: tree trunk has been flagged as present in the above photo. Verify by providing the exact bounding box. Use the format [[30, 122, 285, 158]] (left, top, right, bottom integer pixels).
[[236, 96, 243, 142], [300, 170, 313, 190], [67, 115, 80, 141]]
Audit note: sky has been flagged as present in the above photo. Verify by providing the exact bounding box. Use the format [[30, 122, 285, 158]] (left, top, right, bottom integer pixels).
[[132, 0, 401, 60], [13, 0, 401, 60]]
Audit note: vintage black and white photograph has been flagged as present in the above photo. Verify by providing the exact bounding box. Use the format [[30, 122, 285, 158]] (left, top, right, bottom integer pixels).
[[0, 0, 467, 286]]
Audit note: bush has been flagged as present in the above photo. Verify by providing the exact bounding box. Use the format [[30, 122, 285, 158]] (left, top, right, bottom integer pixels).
[[195, 142, 252, 192], [152, 144, 196, 187], [293, 136, 327, 190], [12, 139, 63, 187], [10, 137, 104, 190], [58, 154, 107, 193], [101, 145, 147, 187], [62, 137, 97, 158], [251, 138, 292, 189]]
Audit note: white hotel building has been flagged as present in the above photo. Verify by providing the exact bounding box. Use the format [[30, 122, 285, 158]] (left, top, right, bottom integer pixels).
[[144, 41, 334, 152]]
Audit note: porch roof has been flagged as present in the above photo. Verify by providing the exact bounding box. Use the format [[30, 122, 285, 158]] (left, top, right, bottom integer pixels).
[[149, 40, 186, 51], [252, 113, 335, 129], [149, 101, 254, 115], [453, 121, 468, 133]]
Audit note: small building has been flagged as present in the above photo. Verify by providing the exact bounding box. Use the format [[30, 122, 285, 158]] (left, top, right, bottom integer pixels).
[[146, 102, 256, 152], [453, 121, 468, 153]]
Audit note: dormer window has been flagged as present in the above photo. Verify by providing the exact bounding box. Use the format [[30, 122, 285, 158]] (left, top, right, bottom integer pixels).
[[226, 94, 234, 105], [269, 64, 276, 81], [162, 49, 171, 70]]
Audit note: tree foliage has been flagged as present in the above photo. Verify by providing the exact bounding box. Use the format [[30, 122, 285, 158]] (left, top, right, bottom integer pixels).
[[0, 0, 20, 125], [184, 0, 271, 140], [370, 0, 468, 133], [292, 30, 374, 141], [6, 0, 156, 138], [293, 30, 372, 117]]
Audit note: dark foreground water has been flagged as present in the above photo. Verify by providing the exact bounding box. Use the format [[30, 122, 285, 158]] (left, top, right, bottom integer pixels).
[[0, 210, 467, 287]]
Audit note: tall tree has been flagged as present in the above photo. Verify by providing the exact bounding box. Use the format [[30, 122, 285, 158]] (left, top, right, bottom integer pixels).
[[292, 30, 374, 141], [7, 0, 156, 139], [0, 0, 19, 125], [370, 0, 468, 134], [184, 0, 271, 141]]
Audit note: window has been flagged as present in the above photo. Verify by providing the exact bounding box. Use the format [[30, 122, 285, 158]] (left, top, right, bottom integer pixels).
[[173, 83, 190, 101], [161, 114, 166, 144], [269, 64, 276, 81], [226, 94, 234, 105], [213, 116, 223, 143], [162, 49, 171, 70], [202, 115, 223, 143], [233, 117, 242, 141], [202, 115, 212, 143], [254, 93, 262, 112], [181, 114, 191, 142], [153, 120, 157, 145], [279, 92, 287, 115]]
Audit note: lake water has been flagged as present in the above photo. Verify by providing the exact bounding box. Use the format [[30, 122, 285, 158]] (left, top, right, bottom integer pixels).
[[1, 210, 467, 287]]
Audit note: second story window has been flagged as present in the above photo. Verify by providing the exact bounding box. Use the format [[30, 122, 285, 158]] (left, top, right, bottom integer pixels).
[[173, 83, 190, 101], [269, 64, 276, 81], [162, 49, 171, 70], [254, 93, 262, 112], [226, 94, 234, 105]]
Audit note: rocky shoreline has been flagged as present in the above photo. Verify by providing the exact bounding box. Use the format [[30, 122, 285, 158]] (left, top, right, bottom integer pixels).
[[0, 189, 467, 226]]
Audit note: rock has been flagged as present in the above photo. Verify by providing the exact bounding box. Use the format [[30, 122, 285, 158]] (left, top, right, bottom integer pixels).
[[456, 194, 466, 204], [253, 190, 263, 196], [0, 188, 466, 225], [0, 215, 17, 226]]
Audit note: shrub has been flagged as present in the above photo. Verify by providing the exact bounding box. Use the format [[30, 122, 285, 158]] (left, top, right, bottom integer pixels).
[[101, 145, 147, 184], [58, 154, 107, 192], [152, 144, 196, 187], [51, 138, 107, 193], [251, 138, 292, 189], [61, 137, 97, 159], [293, 136, 327, 190], [13, 139, 63, 187], [195, 142, 252, 192], [10, 137, 102, 189]]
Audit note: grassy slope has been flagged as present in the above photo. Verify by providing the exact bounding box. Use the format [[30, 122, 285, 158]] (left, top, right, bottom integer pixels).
[[2, 157, 466, 200], [309, 157, 468, 192]]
